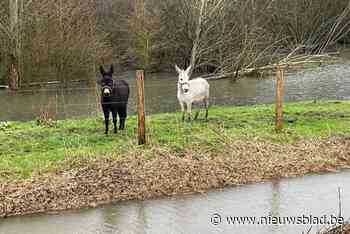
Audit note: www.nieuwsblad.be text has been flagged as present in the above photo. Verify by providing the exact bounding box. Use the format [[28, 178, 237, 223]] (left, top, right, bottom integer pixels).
[[210, 213, 344, 226]]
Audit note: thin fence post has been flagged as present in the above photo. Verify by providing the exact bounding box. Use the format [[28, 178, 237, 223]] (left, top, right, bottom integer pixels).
[[275, 65, 284, 132], [136, 70, 146, 145]]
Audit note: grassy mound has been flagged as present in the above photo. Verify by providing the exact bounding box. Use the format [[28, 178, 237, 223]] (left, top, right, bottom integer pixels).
[[1, 101, 350, 180]]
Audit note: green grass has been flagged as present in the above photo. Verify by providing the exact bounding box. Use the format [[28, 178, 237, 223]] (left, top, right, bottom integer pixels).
[[1, 100, 350, 180]]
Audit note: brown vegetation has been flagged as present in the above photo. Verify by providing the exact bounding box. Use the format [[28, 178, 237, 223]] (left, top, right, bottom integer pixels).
[[322, 224, 350, 234], [0, 0, 109, 87], [1, 0, 350, 87], [1, 136, 350, 217]]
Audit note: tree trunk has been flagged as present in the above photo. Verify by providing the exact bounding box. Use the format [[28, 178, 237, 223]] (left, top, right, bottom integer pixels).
[[8, 0, 21, 90], [9, 0, 18, 33], [8, 54, 19, 90], [188, 0, 206, 77]]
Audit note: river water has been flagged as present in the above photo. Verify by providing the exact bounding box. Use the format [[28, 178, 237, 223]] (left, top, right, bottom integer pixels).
[[2, 58, 350, 233], [1, 60, 350, 121], [1, 171, 350, 234]]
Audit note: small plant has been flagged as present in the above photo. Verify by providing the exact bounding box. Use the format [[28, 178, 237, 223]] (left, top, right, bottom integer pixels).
[[0, 121, 12, 131], [36, 118, 57, 127], [33, 97, 58, 127]]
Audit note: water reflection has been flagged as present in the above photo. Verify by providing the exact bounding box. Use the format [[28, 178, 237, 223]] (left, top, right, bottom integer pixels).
[[2, 171, 349, 234], [1, 62, 350, 121], [268, 180, 281, 234]]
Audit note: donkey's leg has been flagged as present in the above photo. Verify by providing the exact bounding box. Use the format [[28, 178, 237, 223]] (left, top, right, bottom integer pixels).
[[118, 105, 127, 130], [179, 101, 185, 122], [194, 103, 200, 120], [103, 107, 110, 135], [112, 110, 118, 134], [204, 98, 209, 121], [186, 102, 192, 121], [194, 111, 200, 120]]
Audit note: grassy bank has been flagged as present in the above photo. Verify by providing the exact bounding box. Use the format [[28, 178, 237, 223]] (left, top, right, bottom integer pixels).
[[2, 101, 350, 217], [1, 101, 350, 181]]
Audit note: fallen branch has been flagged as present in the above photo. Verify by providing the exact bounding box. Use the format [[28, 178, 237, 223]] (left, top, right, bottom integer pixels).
[[202, 53, 338, 80], [21, 79, 90, 87]]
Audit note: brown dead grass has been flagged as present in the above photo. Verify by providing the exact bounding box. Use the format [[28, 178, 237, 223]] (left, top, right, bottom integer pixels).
[[1, 137, 350, 217], [322, 224, 350, 234]]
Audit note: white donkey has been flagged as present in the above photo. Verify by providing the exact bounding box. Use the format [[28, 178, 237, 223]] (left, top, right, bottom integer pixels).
[[175, 65, 210, 121]]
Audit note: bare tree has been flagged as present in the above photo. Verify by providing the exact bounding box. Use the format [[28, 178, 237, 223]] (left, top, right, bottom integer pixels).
[[0, 0, 111, 87], [0, 0, 27, 89], [2, 0, 350, 86], [127, 0, 161, 70]]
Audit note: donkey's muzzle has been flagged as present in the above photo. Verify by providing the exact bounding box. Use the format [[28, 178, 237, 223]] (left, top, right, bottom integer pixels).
[[102, 86, 112, 96], [180, 82, 190, 94]]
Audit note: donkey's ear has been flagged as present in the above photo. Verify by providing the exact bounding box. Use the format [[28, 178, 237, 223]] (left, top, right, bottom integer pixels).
[[99, 66, 106, 75], [175, 64, 182, 74], [109, 64, 114, 74], [185, 65, 192, 75]]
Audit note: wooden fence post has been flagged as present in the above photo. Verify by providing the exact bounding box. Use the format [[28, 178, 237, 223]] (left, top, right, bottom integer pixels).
[[275, 65, 284, 132], [136, 70, 146, 145]]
